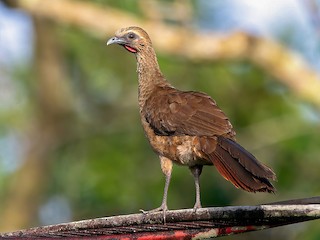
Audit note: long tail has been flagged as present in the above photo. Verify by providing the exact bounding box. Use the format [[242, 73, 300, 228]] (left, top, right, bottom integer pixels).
[[201, 136, 276, 193]]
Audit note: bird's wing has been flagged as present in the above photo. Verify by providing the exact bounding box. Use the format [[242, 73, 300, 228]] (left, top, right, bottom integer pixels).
[[143, 86, 235, 137]]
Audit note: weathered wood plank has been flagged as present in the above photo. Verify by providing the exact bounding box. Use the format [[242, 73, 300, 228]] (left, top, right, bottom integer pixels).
[[1, 197, 320, 239]]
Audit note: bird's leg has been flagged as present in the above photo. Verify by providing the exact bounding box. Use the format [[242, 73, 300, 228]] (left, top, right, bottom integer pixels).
[[141, 157, 172, 222], [189, 165, 203, 212]]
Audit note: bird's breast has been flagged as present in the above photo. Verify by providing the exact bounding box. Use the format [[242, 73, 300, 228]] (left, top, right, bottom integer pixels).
[[141, 117, 211, 166]]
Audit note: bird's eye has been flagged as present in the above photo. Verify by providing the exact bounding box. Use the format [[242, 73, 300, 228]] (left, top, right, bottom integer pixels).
[[128, 33, 136, 39]]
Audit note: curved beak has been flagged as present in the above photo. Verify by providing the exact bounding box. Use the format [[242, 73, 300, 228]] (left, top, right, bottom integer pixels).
[[106, 36, 127, 46]]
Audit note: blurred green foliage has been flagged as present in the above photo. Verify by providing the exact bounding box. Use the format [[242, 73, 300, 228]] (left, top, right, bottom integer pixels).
[[1, 1, 320, 239]]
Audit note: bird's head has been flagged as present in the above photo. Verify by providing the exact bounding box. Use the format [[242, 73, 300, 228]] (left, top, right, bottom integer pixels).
[[106, 26, 152, 54]]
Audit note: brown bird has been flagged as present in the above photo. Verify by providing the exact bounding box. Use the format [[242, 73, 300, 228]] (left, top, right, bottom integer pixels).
[[107, 26, 276, 216]]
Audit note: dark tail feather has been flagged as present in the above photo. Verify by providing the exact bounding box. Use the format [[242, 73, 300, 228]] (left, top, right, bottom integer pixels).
[[203, 136, 276, 193]]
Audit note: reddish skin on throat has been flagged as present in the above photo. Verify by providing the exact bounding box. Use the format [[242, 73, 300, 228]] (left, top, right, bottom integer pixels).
[[124, 45, 137, 53]]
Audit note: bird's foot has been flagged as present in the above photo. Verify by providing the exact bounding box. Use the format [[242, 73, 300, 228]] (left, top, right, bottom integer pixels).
[[193, 202, 202, 213], [140, 204, 168, 223]]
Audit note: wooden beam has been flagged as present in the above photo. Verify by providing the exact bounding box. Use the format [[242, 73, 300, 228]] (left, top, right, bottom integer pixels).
[[2, 197, 320, 239]]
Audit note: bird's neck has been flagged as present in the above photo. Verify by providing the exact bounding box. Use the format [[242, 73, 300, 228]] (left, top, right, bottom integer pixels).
[[136, 46, 171, 110]]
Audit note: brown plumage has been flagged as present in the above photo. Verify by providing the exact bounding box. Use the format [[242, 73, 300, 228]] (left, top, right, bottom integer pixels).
[[107, 26, 276, 216]]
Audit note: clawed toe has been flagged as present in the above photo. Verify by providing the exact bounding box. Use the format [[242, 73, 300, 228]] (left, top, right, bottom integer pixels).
[[140, 205, 168, 223], [139, 209, 148, 214], [193, 203, 202, 213], [140, 207, 163, 214]]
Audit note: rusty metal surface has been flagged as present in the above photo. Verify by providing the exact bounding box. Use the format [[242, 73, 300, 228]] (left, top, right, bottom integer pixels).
[[1, 198, 320, 239]]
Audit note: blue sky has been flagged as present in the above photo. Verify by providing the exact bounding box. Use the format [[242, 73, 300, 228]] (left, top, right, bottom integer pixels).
[[0, 2, 33, 67]]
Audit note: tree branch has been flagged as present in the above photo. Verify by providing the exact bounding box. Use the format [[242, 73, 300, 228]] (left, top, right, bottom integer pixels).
[[14, 0, 320, 107], [2, 197, 320, 239]]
